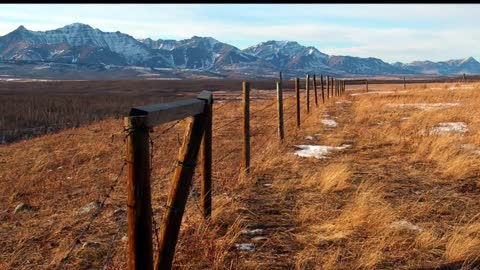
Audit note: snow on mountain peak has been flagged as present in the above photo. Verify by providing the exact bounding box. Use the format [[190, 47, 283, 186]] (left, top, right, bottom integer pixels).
[[186, 36, 219, 49], [460, 56, 477, 64], [62, 23, 94, 30], [16, 25, 28, 32]]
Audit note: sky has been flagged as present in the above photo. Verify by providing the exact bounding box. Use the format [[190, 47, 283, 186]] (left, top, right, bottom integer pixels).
[[1, 4, 479, 63]]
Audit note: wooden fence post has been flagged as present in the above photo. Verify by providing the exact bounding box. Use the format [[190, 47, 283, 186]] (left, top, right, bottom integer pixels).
[[321, 74, 325, 103], [279, 71, 283, 86], [335, 79, 338, 96], [276, 81, 284, 143], [295, 78, 300, 128], [404, 77, 406, 89], [331, 77, 334, 97], [313, 74, 318, 107], [326, 76, 329, 99], [199, 93, 213, 219], [242, 81, 250, 175], [329, 77, 332, 97], [334, 78, 337, 96], [155, 112, 207, 270], [306, 74, 310, 113], [366, 79, 369, 92], [125, 116, 153, 270]]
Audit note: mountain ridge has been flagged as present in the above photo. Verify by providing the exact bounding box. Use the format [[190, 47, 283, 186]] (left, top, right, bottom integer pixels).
[[1, 23, 479, 79]]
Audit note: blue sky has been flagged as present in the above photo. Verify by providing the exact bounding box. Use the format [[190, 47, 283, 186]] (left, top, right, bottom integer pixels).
[[1, 4, 479, 63]]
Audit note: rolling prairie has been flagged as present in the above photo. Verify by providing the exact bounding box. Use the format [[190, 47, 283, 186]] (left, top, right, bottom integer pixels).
[[1, 80, 480, 269]]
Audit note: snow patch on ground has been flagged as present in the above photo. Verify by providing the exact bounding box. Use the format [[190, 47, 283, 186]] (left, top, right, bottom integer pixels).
[[79, 201, 100, 214], [350, 91, 394, 96], [33, 65, 50, 70], [294, 144, 351, 159], [390, 220, 423, 232], [144, 77, 181, 80], [430, 85, 475, 90], [235, 243, 255, 251], [336, 100, 352, 104], [431, 122, 468, 134], [386, 103, 460, 111], [460, 144, 480, 155], [321, 119, 338, 127], [350, 90, 407, 96], [305, 136, 314, 140], [448, 85, 475, 90], [241, 229, 264, 235]]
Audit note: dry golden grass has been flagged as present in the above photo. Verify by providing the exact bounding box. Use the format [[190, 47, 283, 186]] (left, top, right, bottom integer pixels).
[[2, 81, 480, 269], [301, 163, 352, 193], [445, 219, 480, 266]]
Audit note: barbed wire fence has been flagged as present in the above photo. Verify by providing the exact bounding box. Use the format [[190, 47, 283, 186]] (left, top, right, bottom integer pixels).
[[55, 81, 342, 269]]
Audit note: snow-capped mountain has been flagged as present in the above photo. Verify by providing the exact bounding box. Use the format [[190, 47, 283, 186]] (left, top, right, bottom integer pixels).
[[1, 23, 479, 79], [396, 57, 480, 75], [243, 40, 329, 71], [327, 55, 415, 75], [0, 23, 173, 67], [139, 36, 260, 70], [139, 38, 177, 50]]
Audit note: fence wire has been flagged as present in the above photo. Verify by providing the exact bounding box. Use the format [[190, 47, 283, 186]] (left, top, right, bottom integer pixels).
[[100, 223, 123, 270], [53, 90, 325, 268], [57, 158, 127, 269]]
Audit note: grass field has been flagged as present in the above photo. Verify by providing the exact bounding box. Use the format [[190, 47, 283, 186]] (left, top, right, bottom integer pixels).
[[1, 80, 480, 269], [0, 79, 292, 144]]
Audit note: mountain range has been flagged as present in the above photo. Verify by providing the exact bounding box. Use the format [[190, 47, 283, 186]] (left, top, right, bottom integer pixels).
[[0, 23, 479, 80]]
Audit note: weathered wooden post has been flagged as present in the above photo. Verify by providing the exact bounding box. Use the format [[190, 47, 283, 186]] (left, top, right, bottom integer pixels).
[[125, 116, 153, 270], [330, 77, 332, 97], [334, 78, 337, 96], [366, 79, 369, 92], [295, 77, 300, 128], [313, 74, 318, 107], [276, 81, 284, 143], [404, 77, 406, 89], [331, 77, 334, 97], [200, 93, 213, 219], [321, 74, 325, 103], [279, 71, 283, 85], [463, 73, 467, 83], [306, 74, 310, 113], [242, 81, 250, 175], [326, 76, 330, 99], [155, 112, 207, 270], [335, 79, 338, 96]]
